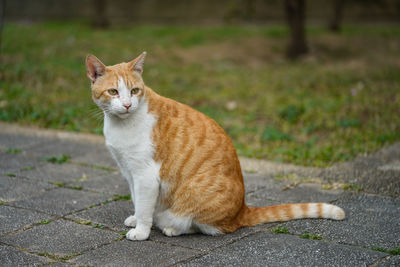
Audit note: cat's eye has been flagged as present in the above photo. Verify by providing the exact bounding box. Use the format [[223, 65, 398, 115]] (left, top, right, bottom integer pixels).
[[131, 87, 140, 95], [107, 89, 118, 96]]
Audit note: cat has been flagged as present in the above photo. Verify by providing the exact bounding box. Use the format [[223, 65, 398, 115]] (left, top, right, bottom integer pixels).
[[85, 52, 345, 241]]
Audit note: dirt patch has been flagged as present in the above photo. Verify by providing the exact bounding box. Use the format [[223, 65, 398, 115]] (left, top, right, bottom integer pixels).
[[170, 38, 284, 68]]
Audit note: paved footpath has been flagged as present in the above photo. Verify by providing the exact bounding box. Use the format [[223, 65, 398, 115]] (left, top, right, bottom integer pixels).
[[0, 122, 399, 266]]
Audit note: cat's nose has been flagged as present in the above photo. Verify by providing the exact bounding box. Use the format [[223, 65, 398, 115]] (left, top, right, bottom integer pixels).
[[123, 104, 131, 110]]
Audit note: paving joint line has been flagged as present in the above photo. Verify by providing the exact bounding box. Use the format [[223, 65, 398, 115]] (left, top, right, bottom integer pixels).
[[369, 254, 392, 267], [170, 227, 271, 266]]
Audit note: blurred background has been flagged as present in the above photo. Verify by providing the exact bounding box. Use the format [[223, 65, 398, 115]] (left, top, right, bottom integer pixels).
[[0, 0, 399, 166]]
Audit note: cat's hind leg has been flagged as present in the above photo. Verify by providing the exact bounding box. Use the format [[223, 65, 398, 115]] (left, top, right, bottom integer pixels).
[[155, 210, 196, 237]]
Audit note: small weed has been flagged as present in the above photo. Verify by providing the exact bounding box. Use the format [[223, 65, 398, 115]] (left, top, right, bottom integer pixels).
[[93, 223, 105, 229], [51, 182, 66, 188], [38, 219, 51, 225], [0, 201, 5, 205], [113, 194, 131, 201], [5, 173, 16, 177], [77, 219, 92, 225], [37, 252, 60, 261], [5, 148, 21, 154], [275, 173, 299, 182], [70, 186, 83, 190], [75, 174, 88, 182], [321, 182, 345, 190], [21, 166, 35, 171], [37, 251, 79, 261], [92, 165, 115, 172], [300, 232, 322, 240], [371, 246, 400, 255], [120, 230, 128, 236], [43, 154, 71, 164], [271, 226, 289, 234], [342, 183, 363, 192]]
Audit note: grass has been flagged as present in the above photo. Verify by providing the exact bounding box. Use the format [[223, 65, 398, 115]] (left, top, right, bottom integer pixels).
[[271, 226, 289, 234], [50, 182, 66, 187], [76, 219, 92, 225], [43, 154, 71, 164], [5, 148, 22, 154], [20, 166, 35, 171], [300, 232, 323, 240], [38, 219, 51, 225], [93, 223, 105, 229], [371, 246, 400, 255], [1, 22, 399, 166], [113, 194, 131, 201], [69, 185, 83, 190], [342, 183, 364, 192]]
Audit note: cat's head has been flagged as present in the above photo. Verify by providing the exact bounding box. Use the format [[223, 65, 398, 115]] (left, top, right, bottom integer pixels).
[[85, 52, 146, 119]]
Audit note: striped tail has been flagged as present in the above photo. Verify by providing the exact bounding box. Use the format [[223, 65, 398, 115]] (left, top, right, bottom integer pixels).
[[239, 203, 345, 227]]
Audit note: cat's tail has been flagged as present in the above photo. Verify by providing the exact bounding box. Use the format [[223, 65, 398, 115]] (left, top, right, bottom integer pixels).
[[238, 203, 345, 227]]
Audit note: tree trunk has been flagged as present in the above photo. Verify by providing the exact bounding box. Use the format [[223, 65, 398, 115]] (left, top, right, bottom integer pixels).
[[329, 0, 344, 32], [243, 0, 255, 22], [284, 0, 308, 59], [92, 0, 109, 29]]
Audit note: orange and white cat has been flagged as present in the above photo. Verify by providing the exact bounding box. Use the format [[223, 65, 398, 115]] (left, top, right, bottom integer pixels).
[[85, 52, 345, 241]]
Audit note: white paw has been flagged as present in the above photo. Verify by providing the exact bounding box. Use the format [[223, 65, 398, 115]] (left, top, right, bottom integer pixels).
[[126, 228, 150, 241], [162, 227, 180, 237], [124, 215, 137, 227]]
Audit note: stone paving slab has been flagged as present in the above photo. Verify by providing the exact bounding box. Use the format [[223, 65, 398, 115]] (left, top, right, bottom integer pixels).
[[23, 139, 100, 159], [0, 175, 54, 202], [280, 193, 400, 250], [244, 172, 349, 204], [69, 172, 130, 195], [67, 200, 133, 232], [0, 245, 51, 266], [10, 187, 112, 216], [320, 143, 400, 197], [0, 219, 121, 256], [0, 205, 55, 236], [72, 146, 116, 169], [16, 162, 111, 184], [179, 231, 387, 267], [0, 151, 43, 174], [0, 132, 46, 150], [70, 239, 200, 266]]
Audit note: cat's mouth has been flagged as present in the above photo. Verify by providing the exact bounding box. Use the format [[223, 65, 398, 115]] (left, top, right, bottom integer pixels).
[[112, 110, 131, 119]]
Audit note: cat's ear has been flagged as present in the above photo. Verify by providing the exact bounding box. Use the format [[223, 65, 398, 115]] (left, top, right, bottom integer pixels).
[[86, 54, 106, 83], [128, 52, 147, 75]]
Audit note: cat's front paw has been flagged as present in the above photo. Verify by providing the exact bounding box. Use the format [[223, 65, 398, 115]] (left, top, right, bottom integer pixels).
[[126, 228, 150, 241], [124, 215, 137, 227]]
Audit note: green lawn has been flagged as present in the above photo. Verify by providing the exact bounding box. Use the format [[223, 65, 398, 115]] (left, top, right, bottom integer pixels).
[[1, 22, 399, 166]]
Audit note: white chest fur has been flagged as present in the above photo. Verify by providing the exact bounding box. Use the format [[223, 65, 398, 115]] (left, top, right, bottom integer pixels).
[[103, 100, 158, 179]]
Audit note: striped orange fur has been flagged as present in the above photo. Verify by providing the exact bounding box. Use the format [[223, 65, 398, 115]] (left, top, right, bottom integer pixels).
[[87, 52, 345, 237]]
